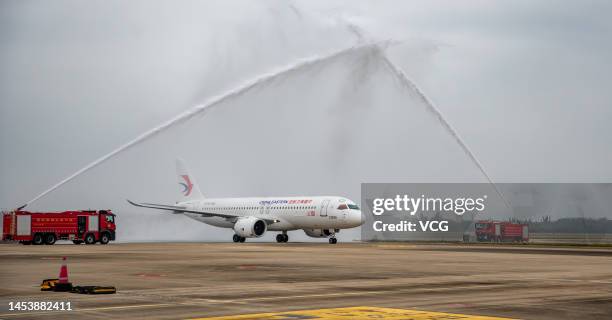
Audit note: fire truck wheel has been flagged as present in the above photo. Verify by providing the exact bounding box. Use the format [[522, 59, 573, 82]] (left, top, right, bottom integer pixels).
[[84, 233, 96, 245], [44, 233, 56, 245], [99, 232, 110, 245], [33, 233, 44, 245]]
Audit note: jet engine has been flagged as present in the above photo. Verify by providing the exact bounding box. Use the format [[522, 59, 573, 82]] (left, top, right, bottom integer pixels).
[[303, 228, 337, 238], [233, 217, 267, 238]]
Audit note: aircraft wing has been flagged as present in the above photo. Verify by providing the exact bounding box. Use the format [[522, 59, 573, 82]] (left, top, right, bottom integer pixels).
[[127, 200, 278, 224]]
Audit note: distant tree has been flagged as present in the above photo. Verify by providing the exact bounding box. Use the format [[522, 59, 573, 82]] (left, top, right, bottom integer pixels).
[[528, 217, 612, 233]]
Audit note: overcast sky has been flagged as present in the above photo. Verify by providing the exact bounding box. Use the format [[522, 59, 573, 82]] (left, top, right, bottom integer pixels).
[[1, 1, 611, 241]]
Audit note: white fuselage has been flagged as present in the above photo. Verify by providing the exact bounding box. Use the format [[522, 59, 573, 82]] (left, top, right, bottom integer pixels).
[[178, 196, 364, 231]]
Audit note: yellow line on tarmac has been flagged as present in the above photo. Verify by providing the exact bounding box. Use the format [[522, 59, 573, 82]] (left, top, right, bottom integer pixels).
[[192, 307, 509, 320], [190, 306, 516, 320]]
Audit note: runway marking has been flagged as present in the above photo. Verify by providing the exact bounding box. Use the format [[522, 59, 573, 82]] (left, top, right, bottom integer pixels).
[[190, 306, 515, 320], [0, 284, 507, 318], [214, 284, 505, 304]]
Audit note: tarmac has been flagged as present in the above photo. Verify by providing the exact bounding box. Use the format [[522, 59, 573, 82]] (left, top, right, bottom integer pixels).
[[0, 242, 611, 319]]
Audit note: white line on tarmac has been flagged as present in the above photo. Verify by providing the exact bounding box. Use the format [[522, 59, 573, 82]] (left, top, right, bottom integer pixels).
[[0, 284, 503, 318], [1, 278, 607, 318]]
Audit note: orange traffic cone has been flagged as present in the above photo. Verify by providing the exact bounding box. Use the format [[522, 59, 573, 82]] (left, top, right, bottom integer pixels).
[[54, 257, 72, 292]]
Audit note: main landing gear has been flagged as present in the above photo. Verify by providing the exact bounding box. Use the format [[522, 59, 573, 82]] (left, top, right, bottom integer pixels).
[[276, 232, 289, 243], [233, 234, 246, 243]]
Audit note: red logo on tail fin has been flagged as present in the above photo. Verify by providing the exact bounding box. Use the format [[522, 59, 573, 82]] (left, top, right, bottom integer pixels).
[[179, 175, 193, 196]]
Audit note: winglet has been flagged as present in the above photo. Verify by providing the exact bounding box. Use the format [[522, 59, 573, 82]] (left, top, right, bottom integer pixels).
[[126, 199, 140, 207]]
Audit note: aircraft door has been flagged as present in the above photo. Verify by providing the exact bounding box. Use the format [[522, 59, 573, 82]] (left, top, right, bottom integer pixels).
[[320, 199, 330, 217]]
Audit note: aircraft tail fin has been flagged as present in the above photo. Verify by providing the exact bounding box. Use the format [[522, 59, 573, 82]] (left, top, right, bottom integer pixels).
[[175, 158, 204, 202]]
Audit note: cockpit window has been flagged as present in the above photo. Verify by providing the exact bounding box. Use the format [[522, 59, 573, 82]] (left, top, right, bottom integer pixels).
[[348, 204, 359, 210], [337, 204, 348, 210]]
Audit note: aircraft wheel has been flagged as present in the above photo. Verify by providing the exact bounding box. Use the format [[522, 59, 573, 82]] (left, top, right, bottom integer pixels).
[[276, 234, 284, 243], [233, 234, 240, 243], [329, 237, 337, 244], [239, 237, 246, 243], [283, 234, 289, 242]]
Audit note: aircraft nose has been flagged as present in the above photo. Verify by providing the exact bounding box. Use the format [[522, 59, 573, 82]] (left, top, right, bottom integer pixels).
[[353, 210, 365, 226]]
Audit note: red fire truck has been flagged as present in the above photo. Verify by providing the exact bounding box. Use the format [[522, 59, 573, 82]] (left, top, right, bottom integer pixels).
[[2, 210, 116, 245], [475, 220, 529, 243]]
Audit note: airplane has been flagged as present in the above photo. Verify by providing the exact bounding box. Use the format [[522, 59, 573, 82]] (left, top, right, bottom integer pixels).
[[128, 159, 364, 244]]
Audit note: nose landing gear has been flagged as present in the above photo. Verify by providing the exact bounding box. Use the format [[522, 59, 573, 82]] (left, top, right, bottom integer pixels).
[[329, 236, 337, 244]]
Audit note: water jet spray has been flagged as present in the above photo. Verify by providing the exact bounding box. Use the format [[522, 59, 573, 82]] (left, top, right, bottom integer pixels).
[[20, 42, 384, 209]]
